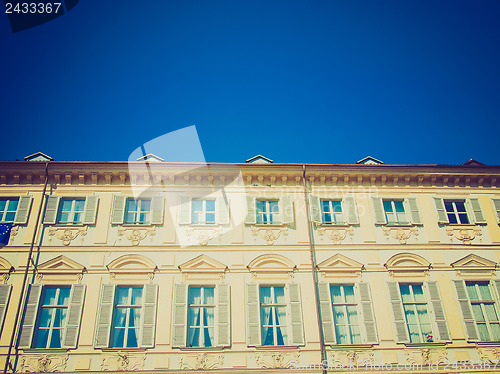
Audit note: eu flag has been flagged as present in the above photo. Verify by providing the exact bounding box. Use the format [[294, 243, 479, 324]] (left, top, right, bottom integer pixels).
[[0, 223, 13, 246]]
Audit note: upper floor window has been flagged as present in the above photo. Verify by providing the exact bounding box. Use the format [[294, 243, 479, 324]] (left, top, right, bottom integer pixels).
[[187, 287, 215, 347], [257, 200, 279, 225], [444, 200, 469, 224], [112, 287, 143, 348], [383, 200, 408, 225], [18, 284, 86, 349], [321, 200, 343, 225], [399, 284, 433, 343], [0, 198, 18, 222], [466, 282, 500, 341], [330, 285, 361, 344], [260, 285, 287, 345], [125, 199, 151, 225], [57, 199, 85, 225], [434, 197, 486, 226], [191, 200, 216, 225]]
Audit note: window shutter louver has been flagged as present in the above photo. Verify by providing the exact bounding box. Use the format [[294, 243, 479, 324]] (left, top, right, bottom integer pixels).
[[110, 196, 126, 224], [246, 284, 260, 346], [433, 198, 448, 224], [172, 284, 188, 347], [357, 283, 378, 344], [286, 284, 304, 345], [309, 195, 321, 224], [0, 285, 12, 332], [94, 284, 115, 348], [63, 284, 86, 348], [43, 196, 60, 224], [141, 284, 158, 348], [244, 197, 257, 225], [405, 198, 422, 225], [453, 280, 479, 341], [83, 196, 99, 224], [343, 196, 359, 225], [218, 197, 230, 225], [150, 196, 164, 224], [178, 197, 191, 225], [468, 198, 486, 224], [18, 284, 42, 348], [14, 196, 33, 224], [280, 196, 293, 225], [215, 284, 230, 347], [493, 281, 500, 301], [371, 197, 386, 224], [317, 283, 336, 345], [425, 282, 450, 342], [492, 199, 500, 223], [387, 282, 409, 343]]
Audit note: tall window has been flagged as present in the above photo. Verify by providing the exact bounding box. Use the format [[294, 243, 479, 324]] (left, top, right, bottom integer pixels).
[[125, 199, 151, 225], [256, 200, 279, 224], [444, 200, 469, 224], [321, 200, 343, 225], [57, 199, 85, 225], [0, 198, 18, 222], [112, 287, 142, 348], [187, 287, 215, 347], [260, 285, 287, 345], [383, 200, 408, 225], [191, 200, 216, 225], [34, 287, 70, 348], [330, 285, 361, 344], [466, 282, 500, 341], [399, 284, 433, 343]]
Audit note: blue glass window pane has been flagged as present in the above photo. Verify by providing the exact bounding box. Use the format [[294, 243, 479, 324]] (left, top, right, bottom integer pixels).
[[260, 287, 271, 303], [0, 201, 6, 211], [189, 288, 202, 305], [39, 309, 52, 327], [61, 200, 73, 212], [58, 288, 70, 305], [444, 202, 454, 212], [53, 309, 67, 327], [455, 202, 466, 212], [256, 201, 265, 213], [478, 283, 492, 300], [188, 327, 200, 347], [412, 285, 425, 302], [192, 200, 202, 211], [192, 212, 200, 224], [323, 212, 332, 224], [43, 288, 58, 305], [73, 212, 82, 223], [448, 214, 458, 224], [74, 200, 85, 211], [394, 201, 405, 212], [131, 288, 142, 305], [49, 329, 62, 348], [274, 287, 285, 303], [204, 288, 214, 304], [7, 200, 18, 211], [129, 309, 138, 327], [344, 286, 355, 303], [383, 201, 393, 213], [112, 329, 124, 347], [141, 200, 151, 212], [139, 213, 148, 223], [321, 200, 330, 213], [206, 213, 215, 223], [127, 328, 139, 347], [127, 200, 138, 211], [269, 201, 279, 214], [35, 329, 49, 348], [204, 327, 213, 347], [399, 284, 411, 302], [206, 200, 215, 211], [262, 326, 274, 345], [466, 284, 479, 300], [114, 309, 127, 327], [116, 288, 129, 305], [330, 286, 342, 303], [4, 212, 15, 222], [125, 213, 135, 224], [458, 214, 469, 224], [331, 201, 342, 213]]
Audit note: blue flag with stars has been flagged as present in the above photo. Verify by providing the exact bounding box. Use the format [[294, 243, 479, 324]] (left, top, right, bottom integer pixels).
[[0, 223, 13, 246]]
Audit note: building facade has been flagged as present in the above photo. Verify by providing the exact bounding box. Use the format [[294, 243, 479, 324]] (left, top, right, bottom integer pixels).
[[0, 156, 499, 373]]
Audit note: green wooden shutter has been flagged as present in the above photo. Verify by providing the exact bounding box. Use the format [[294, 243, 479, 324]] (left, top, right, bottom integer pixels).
[[63, 284, 86, 348], [286, 284, 304, 345], [0, 285, 12, 331], [172, 284, 188, 347], [424, 282, 450, 342], [492, 199, 500, 223], [405, 198, 422, 225], [14, 196, 33, 225], [280, 196, 294, 225], [110, 196, 126, 224], [453, 280, 479, 341], [83, 196, 99, 225], [218, 197, 230, 225], [371, 197, 386, 225], [216, 284, 230, 347], [246, 284, 260, 346], [309, 195, 321, 224], [178, 197, 191, 225], [18, 284, 42, 348], [493, 281, 500, 301], [244, 197, 257, 225], [468, 198, 486, 224], [43, 196, 60, 224], [94, 284, 115, 348], [357, 283, 378, 344], [318, 282, 335, 345], [150, 196, 165, 224], [141, 284, 158, 348], [343, 196, 359, 225], [387, 282, 409, 343], [434, 198, 448, 224]]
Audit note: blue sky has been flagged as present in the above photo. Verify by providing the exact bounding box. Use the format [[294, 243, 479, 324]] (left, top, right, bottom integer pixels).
[[1, 0, 499, 165]]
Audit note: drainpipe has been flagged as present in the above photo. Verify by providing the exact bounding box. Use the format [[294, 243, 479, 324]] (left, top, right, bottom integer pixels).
[[4, 162, 50, 374], [302, 165, 327, 374]]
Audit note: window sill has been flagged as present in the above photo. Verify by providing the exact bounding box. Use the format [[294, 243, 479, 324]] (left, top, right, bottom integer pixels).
[[402, 342, 447, 347], [47, 224, 85, 227], [253, 345, 300, 350], [475, 340, 500, 345], [186, 224, 222, 227], [178, 346, 228, 351], [252, 223, 285, 227], [324, 343, 375, 348], [100, 347, 148, 352], [120, 223, 154, 227], [20, 348, 70, 352], [317, 223, 351, 228]]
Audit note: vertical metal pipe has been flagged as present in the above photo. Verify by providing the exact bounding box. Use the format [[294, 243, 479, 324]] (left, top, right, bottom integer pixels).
[[3, 162, 49, 374], [302, 164, 327, 374]]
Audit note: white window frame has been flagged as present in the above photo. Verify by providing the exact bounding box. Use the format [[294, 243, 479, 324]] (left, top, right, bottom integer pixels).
[[399, 283, 433, 343], [321, 200, 344, 225], [187, 286, 215, 347], [111, 286, 143, 348], [330, 284, 361, 344], [466, 281, 500, 341], [260, 285, 287, 346], [34, 286, 70, 348], [0, 198, 19, 222], [124, 199, 151, 225], [383, 200, 409, 225], [444, 200, 470, 225], [56, 198, 85, 225], [256, 200, 280, 225], [191, 199, 216, 225]]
